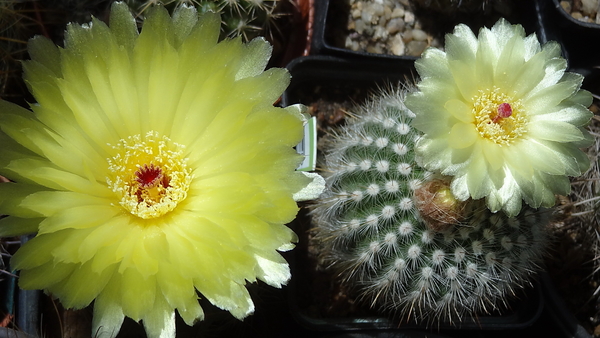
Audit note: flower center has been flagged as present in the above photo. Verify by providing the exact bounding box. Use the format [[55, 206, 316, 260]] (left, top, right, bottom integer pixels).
[[107, 131, 192, 219], [472, 87, 527, 145]]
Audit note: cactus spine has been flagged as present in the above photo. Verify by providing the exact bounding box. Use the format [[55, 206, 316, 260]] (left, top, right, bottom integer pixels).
[[311, 86, 550, 323], [126, 0, 286, 42]]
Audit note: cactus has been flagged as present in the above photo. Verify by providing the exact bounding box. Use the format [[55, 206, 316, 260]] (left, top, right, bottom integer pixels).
[[125, 0, 287, 42], [311, 86, 551, 323], [0, 0, 38, 102]]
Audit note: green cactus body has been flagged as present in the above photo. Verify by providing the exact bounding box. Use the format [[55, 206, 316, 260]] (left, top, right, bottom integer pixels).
[[311, 87, 550, 323], [127, 0, 284, 42]]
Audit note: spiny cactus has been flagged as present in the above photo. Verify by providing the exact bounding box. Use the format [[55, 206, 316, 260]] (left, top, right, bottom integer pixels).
[[0, 0, 39, 102], [126, 0, 287, 42], [311, 86, 551, 323]]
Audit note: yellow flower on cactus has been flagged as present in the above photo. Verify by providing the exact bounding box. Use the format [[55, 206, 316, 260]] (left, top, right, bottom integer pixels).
[[0, 3, 314, 338], [405, 19, 593, 217]]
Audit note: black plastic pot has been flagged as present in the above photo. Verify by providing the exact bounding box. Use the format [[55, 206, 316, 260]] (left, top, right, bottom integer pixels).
[[310, 0, 538, 61], [310, 0, 417, 61], [534, 0, 600, 77]]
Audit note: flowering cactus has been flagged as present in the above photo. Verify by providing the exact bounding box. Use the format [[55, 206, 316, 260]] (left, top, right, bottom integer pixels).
[[406, 18, 593, 217], [0, 3, 318, 338], [311, 86, 550, 323]]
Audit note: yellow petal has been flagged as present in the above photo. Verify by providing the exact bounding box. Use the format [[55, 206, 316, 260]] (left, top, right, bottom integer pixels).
[[79, 215, 130, 265], [20, 191, 112, 217], [38, 204, 119, 235], [57, 261, 117, 309], [481, 141, 504, 171], [448, 122, 478, 149], [0, 216, 42, 237], [121, 268, 156, 321], [444, 99, 473, 123], [11, 231, 65, 269], [0, 183, 47, 218], [19, 261, 76, 290], [235, 37, 273, 80], [142, 292, 176, 338], [93, 274, 125, 338]]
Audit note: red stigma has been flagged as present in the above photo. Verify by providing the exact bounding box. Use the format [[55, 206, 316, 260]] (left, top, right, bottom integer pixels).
[[492, 103, 512, 123], [135, 164, 163, 187]]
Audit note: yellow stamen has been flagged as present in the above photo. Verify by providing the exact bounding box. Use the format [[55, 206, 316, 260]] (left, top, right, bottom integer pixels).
[[472, 87, 527, 145], [107, 131, 192, 219]]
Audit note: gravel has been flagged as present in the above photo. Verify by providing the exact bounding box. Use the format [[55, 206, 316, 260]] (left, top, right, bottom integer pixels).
[[560, 0, 600, 24], [343, 0, 443, 57]]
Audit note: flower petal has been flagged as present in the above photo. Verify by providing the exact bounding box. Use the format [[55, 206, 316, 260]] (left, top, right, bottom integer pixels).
[[38, 204, 119, 235], [121, 268, 156, 321], [143, 293, 176, 338], [448, 122, 478, 149], [93, 276, 125, 338], [528, 120, 585, 142], [445, 99, 473, 123], [0, 217, 42, 237]]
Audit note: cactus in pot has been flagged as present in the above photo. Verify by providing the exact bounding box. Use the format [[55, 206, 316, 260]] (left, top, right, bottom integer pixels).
[[311, 86, 551, 323]]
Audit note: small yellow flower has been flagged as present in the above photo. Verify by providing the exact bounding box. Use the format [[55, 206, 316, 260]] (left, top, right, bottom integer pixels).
[[406, 19, 593, 216], [0, 3, 312, 338]]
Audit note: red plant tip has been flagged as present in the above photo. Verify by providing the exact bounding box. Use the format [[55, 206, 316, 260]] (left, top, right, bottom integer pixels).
[[135, 164, 163, 187]]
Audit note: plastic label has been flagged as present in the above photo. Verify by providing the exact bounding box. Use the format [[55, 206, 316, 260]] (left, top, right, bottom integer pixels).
[[296, 116, 317, 171]]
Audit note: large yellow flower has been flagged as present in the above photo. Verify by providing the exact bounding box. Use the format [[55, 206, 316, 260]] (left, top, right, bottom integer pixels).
[[406, 19, 593, 217], [0, 3, 312, 337]]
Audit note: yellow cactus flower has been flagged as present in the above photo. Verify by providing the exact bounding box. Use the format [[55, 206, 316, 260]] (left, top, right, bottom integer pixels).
[[406, 19, 593, 217], [0, 3, 314, 337]]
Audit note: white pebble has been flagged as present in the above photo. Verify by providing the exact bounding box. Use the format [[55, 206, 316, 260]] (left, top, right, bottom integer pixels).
[[411, 29, 428, 41], [404, 11, 415, 24], [390, 34, 405, 56], [391, 7, 405, 18]]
